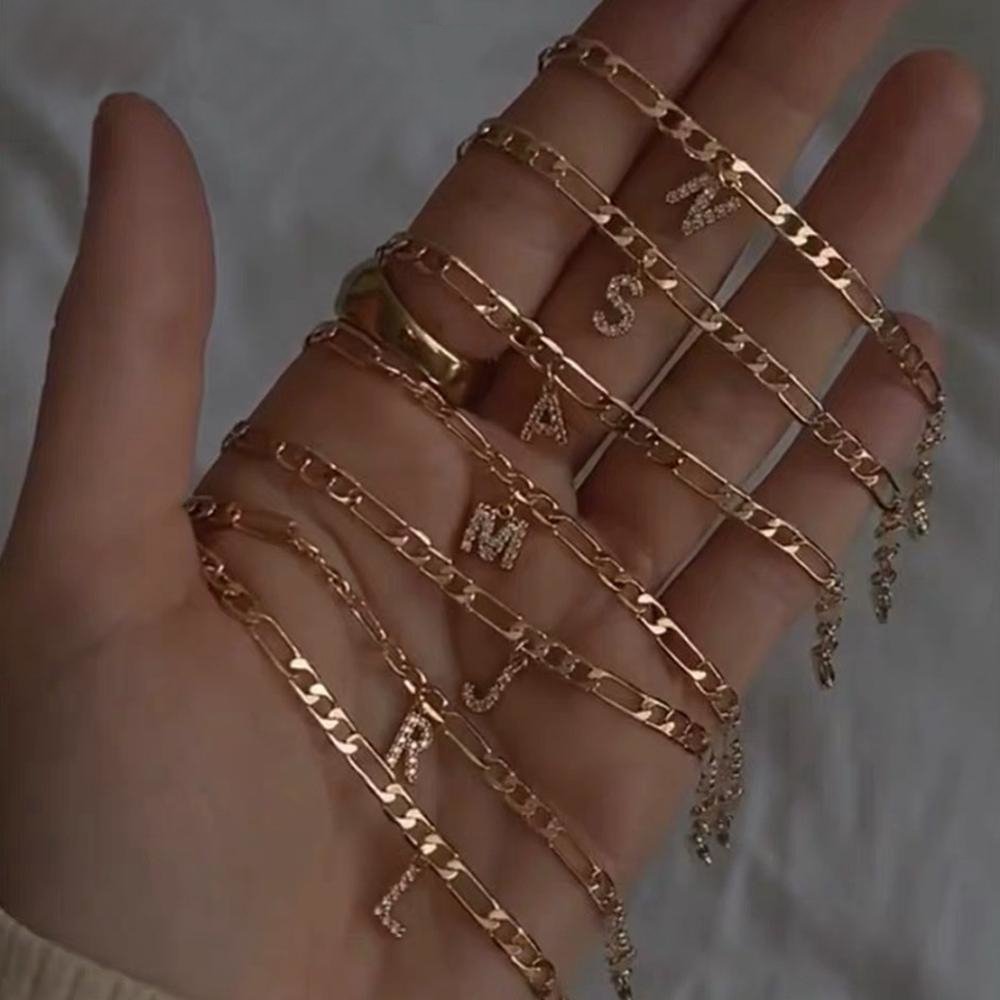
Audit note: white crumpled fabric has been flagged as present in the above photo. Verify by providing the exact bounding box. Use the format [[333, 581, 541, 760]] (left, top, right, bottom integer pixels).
[[1, 2, 997, 998]]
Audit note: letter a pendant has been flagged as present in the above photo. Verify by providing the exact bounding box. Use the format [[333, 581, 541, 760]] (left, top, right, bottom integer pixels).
[[521, 368, 568, 446], [385, 705, 435, 785]]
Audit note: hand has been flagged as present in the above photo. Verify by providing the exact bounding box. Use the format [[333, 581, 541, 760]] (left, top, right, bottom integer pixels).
[[0, 2, 982, 998]]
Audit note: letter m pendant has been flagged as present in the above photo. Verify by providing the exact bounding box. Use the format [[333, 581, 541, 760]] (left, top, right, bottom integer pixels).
[[664, 172, 741, 237], [460, 502, 528, 571]]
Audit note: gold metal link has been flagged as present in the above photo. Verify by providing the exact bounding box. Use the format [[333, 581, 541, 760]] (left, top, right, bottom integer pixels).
[[374, 234, 846, 685], [311, 317, 744, 861], [192, 539, 565, 999], [458, 118, 903, 515], [222, 421, 711, 760], [540, 34, 946, 536], [189, 497, 634, 997]]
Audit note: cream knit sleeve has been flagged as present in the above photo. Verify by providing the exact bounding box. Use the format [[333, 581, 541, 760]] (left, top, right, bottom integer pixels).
[[0, 908, 183, 1000]]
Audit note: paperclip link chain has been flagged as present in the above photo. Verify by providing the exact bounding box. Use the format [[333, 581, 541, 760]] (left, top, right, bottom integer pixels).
[[309, 317, 743, 859], [458, 118, 903, 518], [375, 234, 846, 686], [221, 421, 711, 760], [191, 537, 564, 999], [187, 496, 636, 999], [540, 34, 945, 537]]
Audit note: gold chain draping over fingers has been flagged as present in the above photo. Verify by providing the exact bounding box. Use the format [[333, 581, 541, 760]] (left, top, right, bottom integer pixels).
[[373, 235, 845, 688], [540, 35, 945, 546], [221, 422, 711, 761], [188, 498, 635, 998], [191, 538, 565, 999], [458, 118, 904, 625], [307, 317, 744, 859]]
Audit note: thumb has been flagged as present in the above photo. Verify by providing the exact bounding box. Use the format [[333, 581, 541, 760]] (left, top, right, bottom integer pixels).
[[6, 94, 214, 567]]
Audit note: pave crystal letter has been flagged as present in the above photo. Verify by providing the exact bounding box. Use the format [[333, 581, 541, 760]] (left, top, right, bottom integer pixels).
[[385, 707, 435, 785], [374, 855, 426, 939], [521, 370, 568, 446], [664, 172, 741, 237], [460, 503, 528, 571]]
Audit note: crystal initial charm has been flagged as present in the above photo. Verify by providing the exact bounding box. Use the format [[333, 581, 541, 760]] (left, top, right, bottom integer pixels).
[[593, 270, 644, 338], [811, 572, 845, 688], [374, 854, 426, 939], [385, 707, 435, 785], [460, 502, 528, 571], [461, 642, 531, 714], [521, 368, 568, 445], [664, 172, 742, 237]]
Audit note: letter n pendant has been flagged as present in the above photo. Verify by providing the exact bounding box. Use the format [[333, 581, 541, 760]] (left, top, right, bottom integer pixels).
[[460, 501, 528, 571]]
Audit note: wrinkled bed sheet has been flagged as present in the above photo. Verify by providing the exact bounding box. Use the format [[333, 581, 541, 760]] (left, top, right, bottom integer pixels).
[[1, 2, 997, 998]]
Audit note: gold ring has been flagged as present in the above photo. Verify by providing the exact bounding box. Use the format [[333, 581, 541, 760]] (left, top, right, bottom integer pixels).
[[335, 260, 496, 408]]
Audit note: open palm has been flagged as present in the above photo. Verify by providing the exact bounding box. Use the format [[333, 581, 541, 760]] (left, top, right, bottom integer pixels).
[[0, 1, 981, 998]]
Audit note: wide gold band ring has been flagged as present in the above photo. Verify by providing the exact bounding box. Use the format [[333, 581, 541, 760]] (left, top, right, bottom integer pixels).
[[335, 260, 496, 408]]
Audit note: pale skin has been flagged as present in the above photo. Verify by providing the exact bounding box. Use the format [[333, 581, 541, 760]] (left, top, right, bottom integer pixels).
[[0, 0, 984, 997]]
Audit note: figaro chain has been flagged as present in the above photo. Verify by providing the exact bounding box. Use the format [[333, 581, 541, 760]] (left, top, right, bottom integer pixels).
[[188, 497, 635, 998], [540, 34, 945, 540], [221, 421, 711, 760], [191, 537, 565, 999], [375, 234, 845, 687], [309, 318, 739, 722], [309, 317, 743, 859], [459, 119, 901, 625]]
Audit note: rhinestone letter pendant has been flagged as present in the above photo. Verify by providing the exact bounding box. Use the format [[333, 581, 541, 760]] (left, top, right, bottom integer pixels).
[[374, 854, 427, 939], [460, 502, 528, 571], [385, 706, 435, 785], [665, 172, 741, 237], [593, 270, 644, 338], [521, 368, 568, 446]]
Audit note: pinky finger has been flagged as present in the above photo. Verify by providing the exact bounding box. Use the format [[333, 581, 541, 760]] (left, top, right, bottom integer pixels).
[[661, 314, 940, 691]]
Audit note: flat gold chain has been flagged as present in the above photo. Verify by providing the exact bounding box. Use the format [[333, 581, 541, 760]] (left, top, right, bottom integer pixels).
[[374, 234, 846, 686], [188, 497, 636, 998], [310, 317, 743, 861], [309, 319, 740, 724], [458, 118, 903, 516], [540, 34, 945, 537], [221, 421, 711, 759], [192, 538, 565, 999]]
